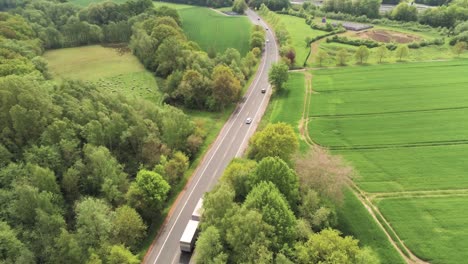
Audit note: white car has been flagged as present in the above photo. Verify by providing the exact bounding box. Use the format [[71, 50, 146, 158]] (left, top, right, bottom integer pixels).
[[246, 117, 253, 124], [266, 39, 269, 43]]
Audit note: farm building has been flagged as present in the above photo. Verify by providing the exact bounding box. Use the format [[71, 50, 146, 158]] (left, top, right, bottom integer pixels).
[[333, 22, 373, 31]]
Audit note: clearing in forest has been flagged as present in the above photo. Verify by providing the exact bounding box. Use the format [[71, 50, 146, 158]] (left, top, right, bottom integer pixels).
[[154, 2, 252, 56], [44, 45, 162, 102], [308, 59, 468, 264]]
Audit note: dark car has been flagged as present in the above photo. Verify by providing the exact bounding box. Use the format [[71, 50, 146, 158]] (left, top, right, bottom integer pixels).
[[261, 88, 266, 93]]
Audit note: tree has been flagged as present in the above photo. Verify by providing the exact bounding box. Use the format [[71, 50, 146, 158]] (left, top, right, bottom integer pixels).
[[295, 229, 380, 264], [107, 245, 140, 264], [112, 205, 147, 250], [82, 145, 129, 206], [268, 62, 289, 90], [201, 183, 236, 233], [232, 0, 248, 14], [248, 122, 299, 163], [395, 45, 409, 61], [294, 147, 352, 202], [75, 197, 114, 250], [391, 3, 418, 22], [354, 45, 370, 64], [220, 158, 257, 201], [126, 170, 170, 218], [316, 50, 329, 67], [376, 45, 388, 63], [336, 49, 349, 66], [211, 64, 241, 110], [453, 41, 467, 56], [162, 151, 189, 185], [176, 70, 211, 109], [194, 226, 227, 264], [252, 157, 299, 210], [52, 229, 82, 264], [0, 221, 34, 264], [243, 181, 297, 250], [225, 207, 274, 263]]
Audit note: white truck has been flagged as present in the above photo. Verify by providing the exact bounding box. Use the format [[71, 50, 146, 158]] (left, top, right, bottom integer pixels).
[[180, 220, 200, 253], [180, 198, 204, 253]]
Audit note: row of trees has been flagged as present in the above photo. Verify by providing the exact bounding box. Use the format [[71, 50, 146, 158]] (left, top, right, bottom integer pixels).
[[195, 123, 380, 263], [0, 1, 212, 263], [321, 0, 382, 19]]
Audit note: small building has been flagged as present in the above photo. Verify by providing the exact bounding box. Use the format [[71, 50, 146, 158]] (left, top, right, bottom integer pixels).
[[341, 22, 373, 31]]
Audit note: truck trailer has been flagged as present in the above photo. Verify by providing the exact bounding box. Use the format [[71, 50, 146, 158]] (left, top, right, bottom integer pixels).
[[180, 219, 199, 253]]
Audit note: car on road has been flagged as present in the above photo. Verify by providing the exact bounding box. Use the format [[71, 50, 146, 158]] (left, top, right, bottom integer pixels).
[[261, 88, 266, 93], [266, 39, 269, 43], [246, 117, 253, 124], [265, 27, 269, 30], [258, 17, 260, 20]]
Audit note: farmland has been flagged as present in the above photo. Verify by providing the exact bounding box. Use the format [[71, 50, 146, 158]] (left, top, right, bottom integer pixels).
[[308, 59, 468, 263], [277, 15, 329, 66], [44, 45, 162, 102], [154, 2, 252, 56]]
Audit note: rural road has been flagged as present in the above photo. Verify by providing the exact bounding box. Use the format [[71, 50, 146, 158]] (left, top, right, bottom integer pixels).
[[143, 8, 279, 264]]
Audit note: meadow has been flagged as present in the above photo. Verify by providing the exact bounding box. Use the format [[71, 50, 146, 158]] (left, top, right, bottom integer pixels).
[[44, 45, 162, 102], [277, 15, 329, 66], [308, 59, 468, 263], [154, 2, 252, 56]]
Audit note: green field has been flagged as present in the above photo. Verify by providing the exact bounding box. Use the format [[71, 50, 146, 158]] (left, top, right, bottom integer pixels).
[[277, 15, 328, 66], [154, 2, 252, 56], [44, 45, 162, 102], [308, 59, 468, 263], [70, 0, 128, 7], [377, 196, 468, 264]]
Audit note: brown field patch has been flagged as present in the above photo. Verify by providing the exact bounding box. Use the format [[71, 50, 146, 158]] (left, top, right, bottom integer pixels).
[[355, 29, 422, 43]]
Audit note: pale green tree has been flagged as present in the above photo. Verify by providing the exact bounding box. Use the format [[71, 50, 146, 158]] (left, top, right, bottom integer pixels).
[[195, 226, 227, 264], [107, 245, 139, 264], [112, 205, 147, 250], [316, 50, 329, 67], [336, 49, 349, 66], [376, 45, 388, 63], [248, 122, 299, 163], [395, 45, 410, 61], [268, 62, 289, 90], [354, 45, 370, 64]]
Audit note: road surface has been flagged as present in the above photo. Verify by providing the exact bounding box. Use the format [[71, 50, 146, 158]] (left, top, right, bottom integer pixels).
[[143, 9, 279, 264]]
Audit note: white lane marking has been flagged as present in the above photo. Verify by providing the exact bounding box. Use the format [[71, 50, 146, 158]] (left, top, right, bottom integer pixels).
[[171, 251, 179, 264], [152, 16, 271, 263]]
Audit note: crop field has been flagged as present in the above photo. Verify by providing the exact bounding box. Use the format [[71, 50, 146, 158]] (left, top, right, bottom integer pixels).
[[308, 59, 468, 263], [377, 196, 468, 264], [44, 45, 162, 102], [154, 2, 252, 56], [70, 0, 128, 7], [277, 15, 328, 66]]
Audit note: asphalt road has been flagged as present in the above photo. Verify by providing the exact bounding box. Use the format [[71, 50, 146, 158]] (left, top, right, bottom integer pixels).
[[143, 9, 279, 264]]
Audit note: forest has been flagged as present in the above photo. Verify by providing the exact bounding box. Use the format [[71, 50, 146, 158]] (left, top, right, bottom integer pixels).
[[0, 0, 264, 263]]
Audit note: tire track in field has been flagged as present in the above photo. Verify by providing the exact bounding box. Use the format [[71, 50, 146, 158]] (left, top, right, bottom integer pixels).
[[326, 139, 468, 151], [310, 105, 468, 118], [369, 189, 468, 200], [303, 70, 430, 264]]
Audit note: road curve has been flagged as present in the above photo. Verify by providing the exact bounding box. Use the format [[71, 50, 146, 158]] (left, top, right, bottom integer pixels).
[[143, 9, 279, 264]]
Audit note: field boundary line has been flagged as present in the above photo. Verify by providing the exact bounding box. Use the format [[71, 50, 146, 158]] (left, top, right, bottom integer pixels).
[[349, 181, 430, 264], [369, 188, 468, 199]]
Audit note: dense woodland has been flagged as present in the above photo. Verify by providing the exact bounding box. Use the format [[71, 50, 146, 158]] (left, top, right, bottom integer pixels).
[[195, 123, 380, 263], [0, 0, 265, 263]]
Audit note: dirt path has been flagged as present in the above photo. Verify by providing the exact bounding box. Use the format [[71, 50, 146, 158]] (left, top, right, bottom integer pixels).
[[298, 70, 430, 264]]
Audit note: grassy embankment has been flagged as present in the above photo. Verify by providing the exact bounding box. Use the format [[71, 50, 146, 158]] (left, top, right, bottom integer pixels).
[[309, 59, 468, 264]]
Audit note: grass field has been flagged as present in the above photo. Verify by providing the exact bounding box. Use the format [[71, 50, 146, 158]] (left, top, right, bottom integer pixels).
[[154, 2, 252, 56], [308, 59, 468, 263], [70, 0, 128, 7], [44, 45, 162, 102], [377, 196, 468, 264], [277, 15, 328, 67]]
